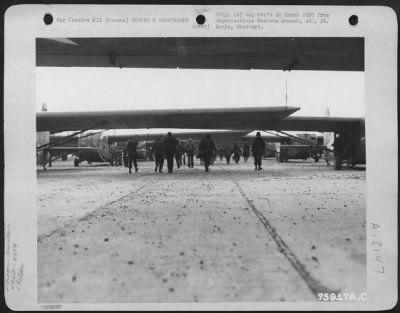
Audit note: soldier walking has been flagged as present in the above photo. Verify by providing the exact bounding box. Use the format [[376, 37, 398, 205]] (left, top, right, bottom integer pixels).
[[163, 132, 179, 173], [109, 142, 119, 166], [125, 135, 139, 174], [242, 142, 250, 163], [232, 143, 241, 164], [198, 134, 217, 172], [224, 146, 232, 164], [151, 136, 164, 172], [175, 139, 184, 169], [251, 132, 266, 170], [185, 138, 196, 168]]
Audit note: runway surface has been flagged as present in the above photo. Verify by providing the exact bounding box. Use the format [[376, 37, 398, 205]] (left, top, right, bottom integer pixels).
[[37, 158, 366, 303]]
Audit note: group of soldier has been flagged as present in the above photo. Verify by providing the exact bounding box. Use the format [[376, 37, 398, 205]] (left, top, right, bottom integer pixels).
[[219, 142, 250, 165], [149, 132, 218, 173], [111, 131, 266, 174]]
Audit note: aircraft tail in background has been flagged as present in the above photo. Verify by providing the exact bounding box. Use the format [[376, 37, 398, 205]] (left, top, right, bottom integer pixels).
[[323, 106, 335, 163], [37, 102, 51, 146], [37, 102, 51, 169]]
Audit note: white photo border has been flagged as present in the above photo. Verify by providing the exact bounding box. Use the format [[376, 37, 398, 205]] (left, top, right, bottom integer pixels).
[[4, 4, 398, 310]]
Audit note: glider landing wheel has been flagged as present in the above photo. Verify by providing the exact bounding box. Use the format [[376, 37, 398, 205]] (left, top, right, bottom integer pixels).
[[74, 158, 79, 167]]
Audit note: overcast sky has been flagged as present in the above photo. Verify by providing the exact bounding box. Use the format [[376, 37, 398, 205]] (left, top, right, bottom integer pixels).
[[36, 67, 364, 119]]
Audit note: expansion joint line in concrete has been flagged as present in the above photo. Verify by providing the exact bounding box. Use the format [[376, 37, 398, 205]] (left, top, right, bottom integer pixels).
[[37, 185, 146, 244], [232, 180, 338, 299]]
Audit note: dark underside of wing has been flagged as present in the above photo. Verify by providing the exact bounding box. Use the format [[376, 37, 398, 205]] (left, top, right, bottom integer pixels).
[[265, 116, 365, 134], [36, 106, 299, 132], [36, 37, 364, 71], [108, 130, 250, 142]]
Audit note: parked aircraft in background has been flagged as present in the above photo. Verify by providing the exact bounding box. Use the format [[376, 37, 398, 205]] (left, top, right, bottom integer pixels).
[[244, 131, 325, 162], [276, 132, 326, 163], [42, 132, 149, 166]]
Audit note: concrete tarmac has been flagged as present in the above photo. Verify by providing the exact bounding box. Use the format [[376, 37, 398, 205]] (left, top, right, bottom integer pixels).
[[37, 158, 366, 303]]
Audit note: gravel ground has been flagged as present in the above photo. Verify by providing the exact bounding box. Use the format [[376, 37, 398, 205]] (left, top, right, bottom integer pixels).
[[37, 158, 366, 303]]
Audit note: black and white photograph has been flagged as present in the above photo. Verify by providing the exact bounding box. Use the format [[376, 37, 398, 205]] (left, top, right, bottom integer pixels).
[[35, 36, 368, 303], [4, 4, 397, 310]]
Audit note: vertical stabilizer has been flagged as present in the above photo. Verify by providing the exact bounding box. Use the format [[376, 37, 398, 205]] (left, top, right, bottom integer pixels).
[[323, 106, 335, 163], [37, 103, 51, 168]]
